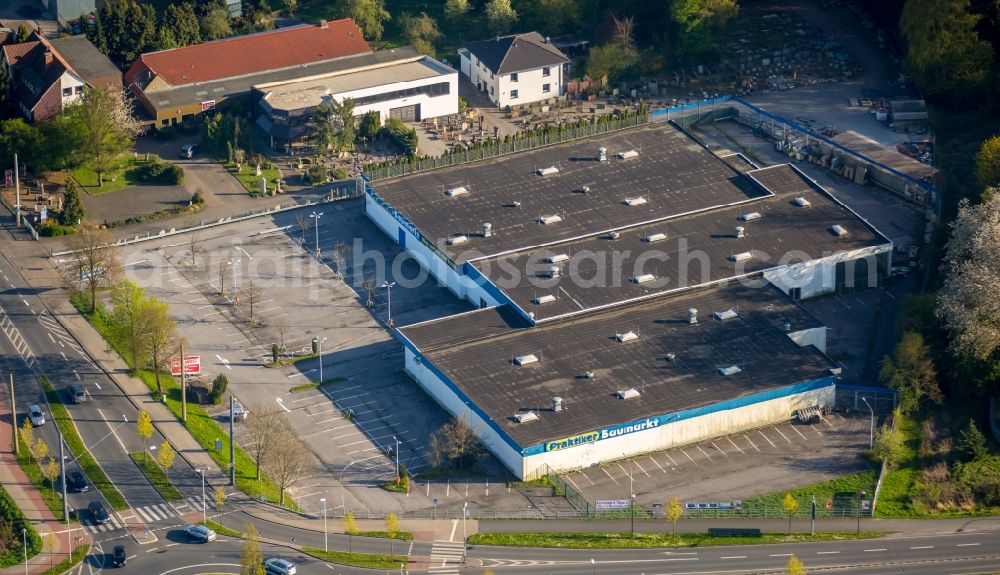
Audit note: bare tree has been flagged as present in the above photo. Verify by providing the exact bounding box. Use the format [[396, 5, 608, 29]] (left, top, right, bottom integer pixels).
[[217, 259, 229, 295], [186, 228, 203, 269], [612, 14, 636, 55], [66, 226, 117, 313], [331, 241, 352, 277], [244, 280, 264, 325], [296, 214, 310, 245], [361, 276, 378, 308], [145, 300, 179, 395], [244, 403, 283, 480], [274, 316, 290, 352], [262, 421, 313, 505], [433, 415, 483, 470]]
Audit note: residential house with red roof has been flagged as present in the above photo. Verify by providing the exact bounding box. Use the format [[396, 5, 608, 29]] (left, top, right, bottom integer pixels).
[[124, 19, 372, 128], [1, 32, 120, 122]]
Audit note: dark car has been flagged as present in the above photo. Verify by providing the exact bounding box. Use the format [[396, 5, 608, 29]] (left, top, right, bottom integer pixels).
[[66, 471, 89, 493], [68, 384, 87, 404], [88, 501, 110, 525], [112, 544, 126, 567]]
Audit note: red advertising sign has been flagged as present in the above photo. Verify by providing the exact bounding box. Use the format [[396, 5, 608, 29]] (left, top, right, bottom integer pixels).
[[200, 100, 216, 112], [4, 170, 12, 187], [170, 355, 201, 376]]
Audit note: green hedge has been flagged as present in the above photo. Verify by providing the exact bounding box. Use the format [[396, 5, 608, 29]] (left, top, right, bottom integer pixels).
[[0, 484, 41, 568], [14, 436, 64, 516]]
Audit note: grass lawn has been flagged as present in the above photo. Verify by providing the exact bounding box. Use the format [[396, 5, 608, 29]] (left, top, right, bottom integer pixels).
[[357, 531, 413, 540], [129, 451, 184, 501], [38, 545, 89, 575], [225, 162, 282, 195], [39, 376, 128, 510], [14, 438, 64, 517], [300, 546, 408, 570], [200, 519, 242, 538], [289, 377, 346, 393], [70, 156, 147, 195], [466, 531, 887, 549], [741, 468, 879, 516], [265, 353, 317, 369]]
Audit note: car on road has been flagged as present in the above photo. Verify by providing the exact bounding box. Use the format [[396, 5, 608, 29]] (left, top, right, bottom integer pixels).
[[179, 144, 198, 159], [88, 501, 110, 524], [112, 544, 126, 567], [68, 384, 87, 404], [66, 471, 89, 493], [183, 524, 216, 543], [27, 404, 45, 427], [264, 558, 296, 575]]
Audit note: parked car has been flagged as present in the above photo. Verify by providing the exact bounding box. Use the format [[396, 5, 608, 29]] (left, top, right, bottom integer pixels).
[[27, 404, 45, 427], [183, 524, 216, 543], [112, 544, 127, 567], [231, 402, 249, 422], [88, 501, 110, 525], [179, 144, 198, 159], [68, 384, 87, 404], [66, 471, 90, 493], [264, 558, 296, 575]]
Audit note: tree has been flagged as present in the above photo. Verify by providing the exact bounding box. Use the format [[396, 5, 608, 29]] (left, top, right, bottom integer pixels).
[[241, 523, 265, 575], [519, 0, 581, 36], [443, 0, 469, 23], [331, 241, 351, 276], [66, 227, 117, 314], [15, 24, 29, 43], [282, 0, 298, 16], [157, 440, 176, 470], [274, 316, 290, 353], [878, 332, 942, 414], [144, 300, 178, 395], [210, 374, 228, 404], [241, 0, 272, 29], [670, 0, 738, 64], [666, 497, 682, 535], [311, 103, 338, 154], [400, 12, 441, 57], [201, 6, 233, 40], [261, 423, 312, 505], [60, 180, 85, 226], [0, 119, 44, 171], [901, 0, 994, 102], [585, 43, 635, 83], [163, 2, 202, 46], [385, 513, 400, 537], [434, 415, 483, 469], [19, 419, 34, 460], [976, 136, 1000, 191], [782, 493, 798, 534], [93, 0, 157, 65], [485, 0, 517, 35], [244, 280, 264, 325], [871, 424, 906, 470], [938, 194, 1000, 362], [214, 486, 228, 515], [42, 458, 59, 498], [358, 111, 380, 143], [785, 554, 807, 575], [136, 409, 154, 464], [341, 0, 391, 41], [333, 98, 356, 152], [29, 437, 49, 466], [956, 418, 989, 462], [343, 512, 358, 535], [244, 403, 282, 479], [64, 86, 142, 186], [110, 280, 150, 371]]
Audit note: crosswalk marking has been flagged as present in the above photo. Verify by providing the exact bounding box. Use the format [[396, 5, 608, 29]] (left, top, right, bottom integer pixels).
[[429, 540, 465, 574]]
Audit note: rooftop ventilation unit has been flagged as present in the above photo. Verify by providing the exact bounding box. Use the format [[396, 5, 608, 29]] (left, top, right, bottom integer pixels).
[[540, 265, 561, 278], [793, 197, 812, 207], [444, 186, 468, 197], [537, 166, 560, 176], [552, 397, 564, 412], [618, 149, 640, 160], [729, 251, 752, 262], [830, 224, 848, 236], [735, 226, 745, 239], [482, 223, 493, 237], [740, 212, 762, 221], [688, 308, 698, 324], [514, 411, 539, 423], [514, 354, 539, 366], [597, 147, 608, 162], [533, 294, 556, 305], [616, 387, 641, 399], [631, 273, 656, 284], [539, 214, 563, 225], [616, 330, 639, 343], [624, 197, 647, 206], [447, 235, 469, 246], [715, 309, 739, 320], [545, 253, 570, 264], [644, 232, 667, 243], [719, 365, 742, 376]]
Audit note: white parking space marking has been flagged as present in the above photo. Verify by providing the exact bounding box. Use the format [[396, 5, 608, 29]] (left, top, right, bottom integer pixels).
[[648, 455, 667, 474], [601, 467, 620, 484], [632, 459, 650, 477], [810, 425, 823, 437], [726, 437, 745, 454], [681, 450, 698, 466], [710, 442, 728, 457], [758, 429, 777, 448], [696, 445, 714, 462], [773, 427, 794, 444], [564, 474, 584, 494], [664, 453, 680, 468], [822, 417, 836, 429], [788, 425, 808, 440], [743, 434, 760, 451]]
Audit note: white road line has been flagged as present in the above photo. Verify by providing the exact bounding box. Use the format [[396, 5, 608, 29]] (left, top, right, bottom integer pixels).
[[564, 474, 584, 494], [758, 429, 777, 448], [632, 460, 651, 477], [822, 417, 836, 429], [48, 332, 56, 344], [909, 546, 933, 550], [773, 427, 794, 444], [816, 551, 840, 555], [743, 434, 760, 451], [720, 556, 746, 559], [956, 543, 981, 547], [863, 548, 887, 552], [769, 554, 792, 557], [96, 409, 128, 452], [275, 398, 290, 412]]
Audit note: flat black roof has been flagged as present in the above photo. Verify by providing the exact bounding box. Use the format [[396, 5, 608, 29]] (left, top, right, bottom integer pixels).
[[473, 164, 891, 320], [399, 282, 837, 448], [370, 122, 767, 263]]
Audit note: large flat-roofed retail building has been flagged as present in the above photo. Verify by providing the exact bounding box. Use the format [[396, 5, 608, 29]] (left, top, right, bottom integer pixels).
[[363, 119, 893, 478]]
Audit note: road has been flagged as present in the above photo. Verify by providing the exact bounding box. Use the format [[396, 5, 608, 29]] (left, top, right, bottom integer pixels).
[[0, 215, 208, 538]]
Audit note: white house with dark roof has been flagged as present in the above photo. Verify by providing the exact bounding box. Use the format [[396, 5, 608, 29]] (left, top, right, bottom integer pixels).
[[458, 32, 568, 109]]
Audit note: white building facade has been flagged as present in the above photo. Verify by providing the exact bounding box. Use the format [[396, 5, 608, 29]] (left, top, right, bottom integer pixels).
[[459, 32, 568, 109]]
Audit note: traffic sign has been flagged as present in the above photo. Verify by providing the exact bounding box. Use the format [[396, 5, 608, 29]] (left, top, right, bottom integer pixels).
[[170, 355, 201, 376], [596, 499, 630, 510]]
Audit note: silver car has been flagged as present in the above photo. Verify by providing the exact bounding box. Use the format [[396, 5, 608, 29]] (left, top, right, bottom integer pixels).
[[27, 404, 45, 427], [264, 558, 296, 575], [183, 524, 216, 543]]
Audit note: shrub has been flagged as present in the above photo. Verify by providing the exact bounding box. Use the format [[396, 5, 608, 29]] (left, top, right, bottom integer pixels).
[[305, 164, 327, 185], [332, 167, 349, 180], [191, 190, 205, 205], [209, 374, 228, 404]]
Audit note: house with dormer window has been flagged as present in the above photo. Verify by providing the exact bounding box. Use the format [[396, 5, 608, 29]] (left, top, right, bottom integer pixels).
[[458, 32, 568, 109]]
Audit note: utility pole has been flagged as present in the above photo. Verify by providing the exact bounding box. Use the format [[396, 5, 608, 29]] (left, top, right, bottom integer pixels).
[[180, 341, 187, 423], [229, 396, 235, 486], [10, 374, 17, 454], [14, 152, 21, 227]]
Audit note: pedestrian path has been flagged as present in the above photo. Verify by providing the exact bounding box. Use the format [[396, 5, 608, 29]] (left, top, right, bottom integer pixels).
[[85, 496, 206, 533], [428, 540, 465, 575]]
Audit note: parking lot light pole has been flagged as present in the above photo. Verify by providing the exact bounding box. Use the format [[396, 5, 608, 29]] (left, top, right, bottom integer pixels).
[[22, 528, 27, 575], [382, 281, 396, 327], [198, 468, 207, 524], [320, 498, 328, 551], [310, 211, 323, 255], [339, 460, 357, 512], [590, 558, 596, 575], [393, 435, 400, 482], [861, 397, 874, 449], [317, 337, 327, 384]]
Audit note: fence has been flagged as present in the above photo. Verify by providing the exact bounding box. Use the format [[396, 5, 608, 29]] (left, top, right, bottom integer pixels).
[[363, 108, 649, 181], [652, 96, 941, 213]]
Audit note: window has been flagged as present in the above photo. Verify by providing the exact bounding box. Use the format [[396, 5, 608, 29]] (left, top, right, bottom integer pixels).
[[542, 83, 551, 93], [542, 66, 551, 77], [74, 86, 84, 94], [510, 72, 518, 82], [62, 87, 72, 97], [489, 86, 494, 95], [510, 89, 518, 99], [161, 119, 170, 126]]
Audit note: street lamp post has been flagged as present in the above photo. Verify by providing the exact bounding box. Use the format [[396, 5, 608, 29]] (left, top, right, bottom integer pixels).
[[316, 337, 327, 384], [339, 460, 358, 513], [462, 502, 467, 542], [311, 211, 323, 255], [590, 558, 596, 575], [857, 490, 866, 535], [393, 435, 400, 482], [198, 468, 207, 524], [22, 528, 27, 575], [320, 498, 328, 552], [382, 281, 396, 327], [861, 397, 874, 449]]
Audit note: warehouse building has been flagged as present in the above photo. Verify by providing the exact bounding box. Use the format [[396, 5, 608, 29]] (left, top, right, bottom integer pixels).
[[365, 120, 893, 477]]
